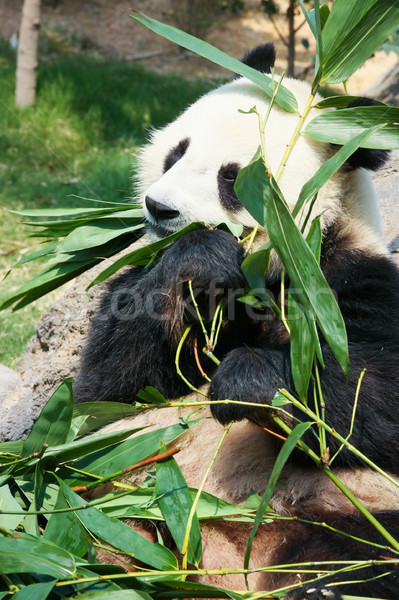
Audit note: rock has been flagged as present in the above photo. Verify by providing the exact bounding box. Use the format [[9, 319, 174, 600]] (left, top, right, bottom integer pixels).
[[372, 150, 399, 260], [363, 60, 399, 107], [0, 364, 21, 403]]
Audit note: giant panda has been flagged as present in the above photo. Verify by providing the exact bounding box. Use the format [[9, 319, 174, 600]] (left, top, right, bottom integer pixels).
[[73, 44, 399, 599]]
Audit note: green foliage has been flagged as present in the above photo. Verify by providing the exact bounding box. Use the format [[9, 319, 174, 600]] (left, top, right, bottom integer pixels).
[[321, 0, 399, 84], [304, 106, 399, 147], [2, 2, 399, 598], [0, 389, 254, 598], [243, 421, 312, 576], [156, 453, 202, 566]]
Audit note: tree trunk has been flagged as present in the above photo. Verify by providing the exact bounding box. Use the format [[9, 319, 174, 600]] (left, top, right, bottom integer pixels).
[[287, 0, 295, 78], [15, 0, 41, 108]]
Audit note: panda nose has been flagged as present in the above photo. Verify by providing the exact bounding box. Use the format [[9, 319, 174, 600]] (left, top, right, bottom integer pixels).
[[145, 196, 180, 221]]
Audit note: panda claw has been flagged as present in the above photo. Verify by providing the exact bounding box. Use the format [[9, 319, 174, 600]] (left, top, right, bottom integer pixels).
[[286, 585, 341, 600]]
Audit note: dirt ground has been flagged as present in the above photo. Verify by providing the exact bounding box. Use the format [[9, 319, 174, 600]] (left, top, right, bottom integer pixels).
[[1, 0, 397, 93]]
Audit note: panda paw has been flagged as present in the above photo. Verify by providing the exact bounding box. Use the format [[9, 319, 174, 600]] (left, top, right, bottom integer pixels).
[[285, 585, 342, 600], [209, 347, 289, 425], [160, 229, 245, 291]]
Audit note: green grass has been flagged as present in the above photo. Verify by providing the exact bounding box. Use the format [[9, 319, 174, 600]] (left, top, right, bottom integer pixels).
[[0, 36, 216, 367]]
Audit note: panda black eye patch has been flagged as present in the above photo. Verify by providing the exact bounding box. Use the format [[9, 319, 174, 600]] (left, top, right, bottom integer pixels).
[[163, 138, 190, 173], [218, 163, 242, 212]]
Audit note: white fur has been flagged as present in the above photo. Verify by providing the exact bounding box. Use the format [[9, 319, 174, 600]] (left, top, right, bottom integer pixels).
[[102, 403, 399, 514]]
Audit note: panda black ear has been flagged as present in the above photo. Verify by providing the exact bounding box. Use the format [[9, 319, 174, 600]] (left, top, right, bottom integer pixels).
[[238, 43, 276, 75], [344, 98, 390, 171]]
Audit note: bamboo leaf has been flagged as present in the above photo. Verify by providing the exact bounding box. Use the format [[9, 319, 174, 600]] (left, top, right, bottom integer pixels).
[[19, 208, 143, 235], [0, 440, 23, 455], [0, 260, 96, 312], [0, 485, 25, 530], [244, 422, 312, 573], [22, 379, 73, 458], [74, 566, 124, 593], [266, 178, 349, 376], [309, 0, 323, 91], [298, 0, 315, 36], [288, 296, 314, 402], [155, 580, 243, 600], [22, 463, 42, 537], [59, 480, 178, 571], [314, 95, 385, 109], [136, 387, 169, 405], [234, 152, 269, 227], [71, 401, 138, 438], [11, 243, 59, 269], [13, 581, 55, 600], [0, 537, 76, 578], [156, 454, 202, 567], [288, 218, 322, 401], [215, 221, 244, 238], [272, 392, 290, 407], [11, 206, 131, 218], [74, 592, 152, 600], [131, 13, 298, 113], [101, 488, 246, 521], [87, 223, 202, 289], [241, 249, 270, 300], [241, 247, 280, 315], [236, 294, 263, 309], [293, 125, 385, 218], [65, 421, 200, 486], [304, 106, 399, 149], [321, 0, 399, 84], [308, 3, 330, 31], [305, 217, 322, 263], [45, 427, 145, 465], [43, 488, 88, 557], [56, 220, 143, 254]]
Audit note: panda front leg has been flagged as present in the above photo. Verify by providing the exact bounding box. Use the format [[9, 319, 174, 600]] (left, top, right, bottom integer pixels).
[[209, 337, 399, 471], [210, 252, 399, 473], [209, 345, 293, 425], [73, 228, 248, 404]]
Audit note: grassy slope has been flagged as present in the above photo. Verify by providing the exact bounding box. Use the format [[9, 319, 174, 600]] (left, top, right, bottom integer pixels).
[[0, 36, 216, 367]]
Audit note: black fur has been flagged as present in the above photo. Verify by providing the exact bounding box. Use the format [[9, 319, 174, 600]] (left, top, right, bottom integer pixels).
[[281, 510, 399, 599], [163, 137, 190, 173], [217, 163, 242, 212], [239, 42, 276, 74], [74, 230, 251, 404]]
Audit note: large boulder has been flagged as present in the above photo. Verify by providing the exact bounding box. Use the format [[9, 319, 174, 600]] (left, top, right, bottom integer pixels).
[[374, 151, 399, 257]]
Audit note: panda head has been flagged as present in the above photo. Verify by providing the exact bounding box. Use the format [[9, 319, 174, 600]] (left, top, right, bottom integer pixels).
[[136, 44, 388, 245]]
